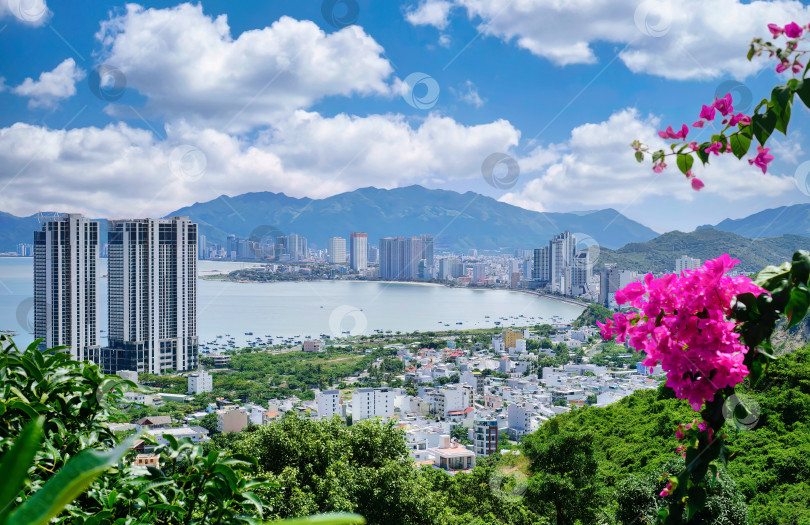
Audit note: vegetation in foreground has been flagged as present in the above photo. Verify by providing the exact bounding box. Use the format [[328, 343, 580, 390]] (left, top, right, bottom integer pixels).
[[2, 332, 808, 524]]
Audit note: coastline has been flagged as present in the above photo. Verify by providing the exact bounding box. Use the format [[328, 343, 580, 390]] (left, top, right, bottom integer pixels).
[[200, 272, 588, 311]]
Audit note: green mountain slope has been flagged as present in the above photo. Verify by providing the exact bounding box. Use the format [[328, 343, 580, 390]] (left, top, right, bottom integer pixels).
[[594, 228, 810, 273]]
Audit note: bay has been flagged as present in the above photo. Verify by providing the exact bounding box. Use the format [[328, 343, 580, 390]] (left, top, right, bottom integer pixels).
[[0, 258, 584, 349]]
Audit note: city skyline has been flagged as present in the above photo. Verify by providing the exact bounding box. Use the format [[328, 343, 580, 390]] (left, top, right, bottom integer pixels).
[[2, 1, 810, 233]]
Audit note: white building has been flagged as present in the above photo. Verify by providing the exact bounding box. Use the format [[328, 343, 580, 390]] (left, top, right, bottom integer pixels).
[[473, 419, 499, 456], [350, 232, 368, 271], [116, 370, 139, 383], [317, 389, 341, 419], [328, 237, 347, 264], [352, 387, 395, 421], [302, 339, 323, 352], [187, 371, 213, 394], [507, 403, 534, 438], [101, 217, 198, 375], [34, 214, 100, 362], [436, 384, 474, 418], [675, 255, 701, 274], [146, 426, 210, 447]]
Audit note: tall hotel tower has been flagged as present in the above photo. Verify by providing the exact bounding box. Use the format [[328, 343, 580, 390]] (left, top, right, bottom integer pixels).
[[34, 214, 100, 362], [102, 217, 198, 375], [350, 232, 368, 271]]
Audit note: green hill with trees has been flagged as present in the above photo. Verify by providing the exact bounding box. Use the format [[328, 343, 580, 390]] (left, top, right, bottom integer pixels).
[[593, 228, 809, 273]]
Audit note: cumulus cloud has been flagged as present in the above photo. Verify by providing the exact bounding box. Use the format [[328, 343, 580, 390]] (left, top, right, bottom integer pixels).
[[451, 80, 485, 108], [95, 3, 396, 132], [0, 113, 520, 217], [500, 109, 795, 212], [13, 58, 85, 108], [0, 0, 50, 26], [416, 0, 810, 80], [405, 0, 454, 30]]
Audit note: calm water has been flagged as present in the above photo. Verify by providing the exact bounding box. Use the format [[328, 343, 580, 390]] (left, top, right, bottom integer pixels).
[[0, 258, 584, 349]]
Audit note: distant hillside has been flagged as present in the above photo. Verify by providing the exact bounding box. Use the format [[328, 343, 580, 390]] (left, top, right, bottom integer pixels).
[[594, 228, 810, 273], [166, 185, 658, 251], [700, 203, 810, 238]]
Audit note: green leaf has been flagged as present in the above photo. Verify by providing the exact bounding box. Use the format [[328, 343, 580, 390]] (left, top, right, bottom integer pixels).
[[652, 150, 665, 163], [751, 108, 778, 146], [635, 151, 644, 163], [696, 144, 710, 165], [676, 154, 693, 176], [747, 45, 756, 61], [729, 133, 752, 160], [0, 416, 46, 523], [790, 250, 810, 285], [786, 287, 810, 328], [796, 79, 810, 108], [755, 262, 791, 288], [775, 102, 791, 135], [771, 85, 792, 114], [7, 433, 139, 525], [265, 514, 366, 525]]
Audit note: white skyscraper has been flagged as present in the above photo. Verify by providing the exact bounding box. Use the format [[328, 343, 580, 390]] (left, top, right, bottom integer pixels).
[[328, 236, 347, 264], [102, 217, 198, 375], [675, 255, 701, 274], [350, 232, 368, 271], [34, 214, 100, 362]]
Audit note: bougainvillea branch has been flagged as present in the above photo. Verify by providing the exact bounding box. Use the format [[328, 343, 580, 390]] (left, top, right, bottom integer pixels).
[[632, 21, 810, 190]]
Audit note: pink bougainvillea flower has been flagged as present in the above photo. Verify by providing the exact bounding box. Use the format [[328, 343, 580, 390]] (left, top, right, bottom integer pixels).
[[675, 124, 689, 140], [768, 23, 783, 38], [728, 113, 748, 126], [714, 94, 734, 116], [793, 61, 804, 74], [688, 142, 699, 151], [653, 160, 667, 173], [699, 104, 716, 121], [737, 115, 751, 126], [691, 177, 705, 191], [776, 59, 790, 73], [692, 120, 705, 128], [705, 142, 723, 156], [598, 255, 765, 411], [748, 145, 774, 173], [784, 22, 803, 38]]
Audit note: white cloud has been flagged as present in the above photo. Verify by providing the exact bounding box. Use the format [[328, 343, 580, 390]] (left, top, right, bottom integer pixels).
[[450, 80, 484, 108], [768, 133, 804, 165], [438, 34, 451, 47], [0, 0, 50, 27], [0, 113, 520, 217], [95, 3, 396, 132], [12, 58, 85, 108], [432, 0, 810, 80], [500, 108, 795, 212], [405, 0, 454, 30]]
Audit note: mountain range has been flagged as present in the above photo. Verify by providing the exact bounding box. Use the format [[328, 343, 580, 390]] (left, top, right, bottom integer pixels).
[[595, 228, 809, 273], [698, 203, 810, 238], [2, 187, 809, 254], [1, 186, 658, 252]]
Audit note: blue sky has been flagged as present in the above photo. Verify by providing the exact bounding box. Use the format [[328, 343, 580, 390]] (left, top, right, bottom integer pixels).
[[1, 0, 810, 233]]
